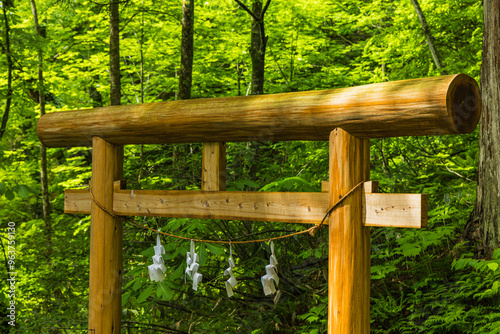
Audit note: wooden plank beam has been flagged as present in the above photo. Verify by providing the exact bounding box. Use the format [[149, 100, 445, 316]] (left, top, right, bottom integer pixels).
[[364, 193, 427, 228], [38, 74, 480, 147], [114, 189, 328, 224], [64, 189, 427, 228], [65, 189, 91, 214]]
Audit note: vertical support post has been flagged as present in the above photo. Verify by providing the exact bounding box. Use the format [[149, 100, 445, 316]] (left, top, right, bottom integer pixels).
[[89, 137, 124, 334], [328, 128, 370, 333], [202, 142, 226, 191]]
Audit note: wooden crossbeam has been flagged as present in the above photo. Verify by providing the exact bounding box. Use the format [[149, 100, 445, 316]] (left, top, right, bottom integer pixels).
[[37, 74, 480, 147], [364, 193, 427, 228], [65, 185, 427, 228]]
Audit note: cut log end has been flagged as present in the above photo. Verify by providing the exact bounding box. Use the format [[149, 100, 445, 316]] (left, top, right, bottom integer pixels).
[[448, 73, 481, 134]]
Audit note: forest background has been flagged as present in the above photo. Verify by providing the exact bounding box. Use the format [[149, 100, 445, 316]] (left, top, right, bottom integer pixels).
[[1, 0, 499, 333]]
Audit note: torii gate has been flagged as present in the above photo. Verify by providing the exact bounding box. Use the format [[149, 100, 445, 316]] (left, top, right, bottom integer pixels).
[[37, 73, 480, 334]]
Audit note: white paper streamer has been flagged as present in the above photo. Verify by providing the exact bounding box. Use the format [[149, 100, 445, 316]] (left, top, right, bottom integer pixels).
[[261, 240, 279, 295], [185, 240, 203, 291], [224, 243, 238, 297], [148, 234, 167, 282]]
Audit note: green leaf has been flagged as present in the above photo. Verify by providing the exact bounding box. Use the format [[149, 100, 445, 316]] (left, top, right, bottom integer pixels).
[[122, 291, 132, 306], [399, 243, 421, 257], [199, 243, 207, 266], [133, 277, 143, 291], [5, 189, 14, 201], [206, 243, 225, 256], [453, 258, 470, 270], [493, 248, 500, 260], [487, 262, 499, 272], [137, 284, 154, 304], [171, 263, 184, 280], [17, 185, 32, 199], [158, 281, 174, 301], [0, 183, 5, 196], [492, 281, 500, 294]]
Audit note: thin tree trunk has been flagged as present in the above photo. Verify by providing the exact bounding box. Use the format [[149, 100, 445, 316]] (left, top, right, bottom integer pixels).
[[474, 0, 500, 257], [0, 2, 13, 141], [110, 0, 121, 106], [250, 0, 265, 95], [235, 0, 271, 95], [140, 0, 145, 105], [178, 0, 194, 100], [409, 0, 445, 71], [30, 0, 52, 256], [138, 0, 145, 187]]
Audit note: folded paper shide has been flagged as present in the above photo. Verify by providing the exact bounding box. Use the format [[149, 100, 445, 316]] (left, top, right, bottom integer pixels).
[[261, 240, 279, 295], [148, 235, 167, 282], [224, 243, 237, 297], [185, 240, 203, 291]]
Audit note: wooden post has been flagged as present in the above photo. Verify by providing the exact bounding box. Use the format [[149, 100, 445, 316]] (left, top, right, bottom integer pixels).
[[202, 142, 226, 191], [89, 137, 124, 334], [329, 128, 370, 333]]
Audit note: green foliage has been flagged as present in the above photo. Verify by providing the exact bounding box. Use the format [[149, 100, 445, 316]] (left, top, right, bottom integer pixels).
[[0, 0, 489, 332]]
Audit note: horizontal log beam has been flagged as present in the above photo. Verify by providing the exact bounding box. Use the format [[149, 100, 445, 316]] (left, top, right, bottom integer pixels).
[[39, 74, 480, 147], [64, 188, 427, 228]]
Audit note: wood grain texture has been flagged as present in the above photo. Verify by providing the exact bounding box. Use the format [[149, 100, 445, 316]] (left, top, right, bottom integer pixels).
[[65, 188, 426, 228], [65, 189, 327, 223], [202, 142, 226, 191], [328, 129, 371, 334], [89, 137, 123, 334], [38, 74, 480, 147], [114, 189, 328, 224], [364, 193, 427, 228], [322, 180, 378, 193]]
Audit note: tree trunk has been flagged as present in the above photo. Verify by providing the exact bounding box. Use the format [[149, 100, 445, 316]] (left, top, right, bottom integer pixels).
[[30, 0, 52, 254], [410, 0, 445, 71], [474, 0, 500, 257], [178, 0, 194, 100], [109, 0, 121, 106], [250, 0, 265, 95], [0, 1, 13, 141], [235, 0, 270, 95]]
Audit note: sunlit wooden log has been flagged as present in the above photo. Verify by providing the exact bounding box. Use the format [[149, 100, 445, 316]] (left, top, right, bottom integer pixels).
[[38, 74, 480, 147]]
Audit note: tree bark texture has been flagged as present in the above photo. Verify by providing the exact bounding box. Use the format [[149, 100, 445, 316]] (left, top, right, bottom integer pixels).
[[250, 0, 266, 95], [0, 2, 13, 141], [178, 0, 194, 100], [410, 0, 444, 70], [109, 0, 121, 106], [30, 0, 52, 239], [475, 0, 500, 256]]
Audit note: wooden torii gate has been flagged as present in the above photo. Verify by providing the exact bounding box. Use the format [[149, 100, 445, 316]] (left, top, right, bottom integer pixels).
[[37, 74, 480, 334]]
